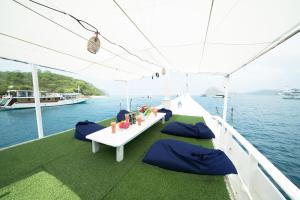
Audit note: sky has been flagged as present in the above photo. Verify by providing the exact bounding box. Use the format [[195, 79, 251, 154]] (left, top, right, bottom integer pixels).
[[0, 33, 299, 95]]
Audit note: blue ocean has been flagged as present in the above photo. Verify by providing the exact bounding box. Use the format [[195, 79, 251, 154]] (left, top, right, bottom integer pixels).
[[0, 95, 299, 188]]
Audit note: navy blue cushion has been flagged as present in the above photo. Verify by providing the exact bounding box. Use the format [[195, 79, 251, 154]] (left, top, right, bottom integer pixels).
[[161, 121, 215, 139], [117, 110, 130, 122], [143, 139, 237, 175], [158, 108, 172, 121], [75, 121, 105, 141]]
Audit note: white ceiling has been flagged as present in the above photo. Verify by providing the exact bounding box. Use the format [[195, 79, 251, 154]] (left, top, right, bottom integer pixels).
[[0, 0, 299, 80]]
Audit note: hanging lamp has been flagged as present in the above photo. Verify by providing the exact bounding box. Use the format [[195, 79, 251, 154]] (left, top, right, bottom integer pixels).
[[87, 32, 100, 54]]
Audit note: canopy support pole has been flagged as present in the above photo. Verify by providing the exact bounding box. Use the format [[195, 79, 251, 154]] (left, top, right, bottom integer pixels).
[[222, 75, 230, 121], [125, 81, 130, 111], [164, 70, 171, 100], [31, 64, 44, 139], [161, 70, 172, 109], [185, 73, 189, 94]]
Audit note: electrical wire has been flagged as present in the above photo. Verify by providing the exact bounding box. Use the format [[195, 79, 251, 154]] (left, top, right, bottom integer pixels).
[[229, 27, 300, 75], [29, 0, 99, 33], [0, 56, 75, 74], [12, 0, 161, 74], [214, 0, 240, 30], [208, 41, 271, 46], [13, 0, 162, 76], [18, 0, 156, 72], [112, 0, 174, 69], [96, 40, 272, 65], [99, 48, 158, 73], [23, 0, 163, 69], [0, 32, 144, 78], [99, 34, 163, 69]]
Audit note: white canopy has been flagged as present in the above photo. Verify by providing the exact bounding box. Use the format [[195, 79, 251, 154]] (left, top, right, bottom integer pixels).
[[0, 0, 300, 80]]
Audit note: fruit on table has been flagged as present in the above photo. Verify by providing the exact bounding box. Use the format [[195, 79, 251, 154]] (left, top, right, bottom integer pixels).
[[119, 120, 130, 129], [143, 108, 152, 116], [139, 105, 148, 113]]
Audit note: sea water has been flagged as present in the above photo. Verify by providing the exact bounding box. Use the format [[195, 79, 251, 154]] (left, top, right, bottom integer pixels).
[[0, 95, 299, 188]]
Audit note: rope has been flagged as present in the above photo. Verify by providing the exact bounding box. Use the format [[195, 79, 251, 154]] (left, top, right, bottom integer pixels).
[[230, 24, 300, 75], [15, 0, 163, 69], [0, 57, 77, 74], [0, 32, 143, 77], [198, 0, 215, 70], [112, 0, 174, 69], [0, 56, 75, 74]]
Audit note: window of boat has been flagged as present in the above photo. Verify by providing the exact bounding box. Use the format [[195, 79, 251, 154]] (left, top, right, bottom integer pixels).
[[9, 91, 17, 97], [27, 98, 30, 101], [18, 91, 27, 97], [0, 99, 8, 106]]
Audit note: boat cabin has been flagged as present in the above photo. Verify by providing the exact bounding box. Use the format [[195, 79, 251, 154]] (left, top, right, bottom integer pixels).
[[3, 90, 61, 104]]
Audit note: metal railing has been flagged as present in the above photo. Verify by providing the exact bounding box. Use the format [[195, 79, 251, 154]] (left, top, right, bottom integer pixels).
[[212, 115, 300, 200]]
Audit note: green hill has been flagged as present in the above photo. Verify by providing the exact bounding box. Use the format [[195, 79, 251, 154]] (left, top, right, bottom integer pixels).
[[0, 71, 104, 96]]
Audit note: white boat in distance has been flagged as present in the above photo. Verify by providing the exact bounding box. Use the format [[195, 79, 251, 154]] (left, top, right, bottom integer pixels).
[[0, 90, 88, 110], [279, 89, 300, 100], [213, 94, 225, 98]]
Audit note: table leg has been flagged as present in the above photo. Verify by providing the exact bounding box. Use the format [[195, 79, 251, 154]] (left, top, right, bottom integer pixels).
[[116, 145, 124, 162], [92, 141, 99, 153], [162, 117, 165, 124]]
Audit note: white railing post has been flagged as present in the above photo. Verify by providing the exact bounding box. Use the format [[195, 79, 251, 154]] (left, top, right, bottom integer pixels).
[[185, 73, 189, 94], [223, 75, 230, 121], [216, 123, 224, 149], [223, 128, 233, 152], [31, 64, 44, 139], [245, 153, 258, 191], [125, 81, 130, 111], [214, 116, 300, 200], [161, 69, 172, 109]]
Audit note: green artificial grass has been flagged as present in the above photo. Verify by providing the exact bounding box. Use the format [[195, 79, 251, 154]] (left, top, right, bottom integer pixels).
[[0, 171, 80, 200], [0, 115, 230, 200]]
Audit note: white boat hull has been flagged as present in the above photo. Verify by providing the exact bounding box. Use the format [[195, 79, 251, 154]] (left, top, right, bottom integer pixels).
[[282, 96, 300, 100], [279, 89, 300, 99], [168, 94, 299, 200], [0, 98, 88, 110]]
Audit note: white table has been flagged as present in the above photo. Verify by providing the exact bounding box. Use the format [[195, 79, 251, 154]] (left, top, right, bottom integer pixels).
[[86, 113, 166, 162]]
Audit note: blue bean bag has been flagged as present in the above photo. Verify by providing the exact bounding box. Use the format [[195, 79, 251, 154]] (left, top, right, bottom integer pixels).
[[117, 110, 130, 122], [75, 121, 105, 141], [143, 139, 237, 175], [158, 108, 172, 121], [161, 121, 215, 139]]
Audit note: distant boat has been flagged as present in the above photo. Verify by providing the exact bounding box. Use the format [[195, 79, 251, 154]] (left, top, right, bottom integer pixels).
[[0, 90, 88, 110], [204, 87, 224, 98], [213, 94, 225, 98], [279, 88, 300, 100]]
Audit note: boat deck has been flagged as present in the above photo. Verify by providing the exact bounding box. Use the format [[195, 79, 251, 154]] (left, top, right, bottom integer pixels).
[[0, 114, 229, 200]]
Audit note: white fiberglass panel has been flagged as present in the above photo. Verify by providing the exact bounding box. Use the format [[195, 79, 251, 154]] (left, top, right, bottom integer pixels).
[[0, 0, 300, 79]]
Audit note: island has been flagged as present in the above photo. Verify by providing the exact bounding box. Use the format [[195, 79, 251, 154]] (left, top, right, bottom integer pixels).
[[0, 71, 104, 96]]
